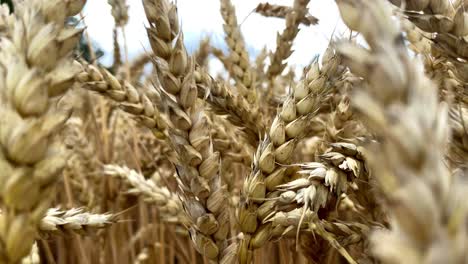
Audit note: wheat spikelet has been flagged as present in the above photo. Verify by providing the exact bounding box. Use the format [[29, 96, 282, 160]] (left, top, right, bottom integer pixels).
[[448, 105, 468, 168], [262, 141, 376, 263], [62, 116, 102, 208], [208, 113, 254, 166], [400, 18, 432, 54], [389, 0, 468, 62], [253, 47, 268, 85]]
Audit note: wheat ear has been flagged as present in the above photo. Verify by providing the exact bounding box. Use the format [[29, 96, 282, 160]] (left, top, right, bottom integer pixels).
[[77, 62, 167, 139], [0, 0, 86, 262], [337, 0, 468, 262], [238, 49, 343, 263], [38, 208, 115, 237], [267, 0, 311, 79], [103, 165, 186, 224], [195, 69, 265, 143], [143, 0, 236, 261], [220, 0, 256, 104], [255, 3, 318, 26], [108, 0, 129, 27]]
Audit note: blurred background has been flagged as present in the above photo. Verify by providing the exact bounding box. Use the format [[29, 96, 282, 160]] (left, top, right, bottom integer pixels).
[[83, 0, 346, 74]]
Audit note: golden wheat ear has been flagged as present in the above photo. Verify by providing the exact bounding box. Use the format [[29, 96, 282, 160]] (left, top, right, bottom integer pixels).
[[336, 0, 468, 263], [0, 0, 87, 262]]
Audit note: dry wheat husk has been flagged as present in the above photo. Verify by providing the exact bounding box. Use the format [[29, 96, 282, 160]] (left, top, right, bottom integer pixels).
[[389, 0, 468, 63], [208, 112, 254, 165], [448, 105, 468, 168], [399, 15, 468, 169], [62, 116, 102, 208]]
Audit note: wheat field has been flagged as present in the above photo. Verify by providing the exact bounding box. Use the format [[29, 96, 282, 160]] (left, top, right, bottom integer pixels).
[[0, 0, 467, 263]]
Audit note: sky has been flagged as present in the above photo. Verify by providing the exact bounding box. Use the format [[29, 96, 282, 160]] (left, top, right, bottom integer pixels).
[[83, 0, 347, 74]]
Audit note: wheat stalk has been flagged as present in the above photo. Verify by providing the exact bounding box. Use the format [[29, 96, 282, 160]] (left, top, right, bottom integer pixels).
[[112, 27, 122, 70]]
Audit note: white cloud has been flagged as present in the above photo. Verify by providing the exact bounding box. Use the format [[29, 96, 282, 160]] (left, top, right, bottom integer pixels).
[[82, 0, 347, 72]]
